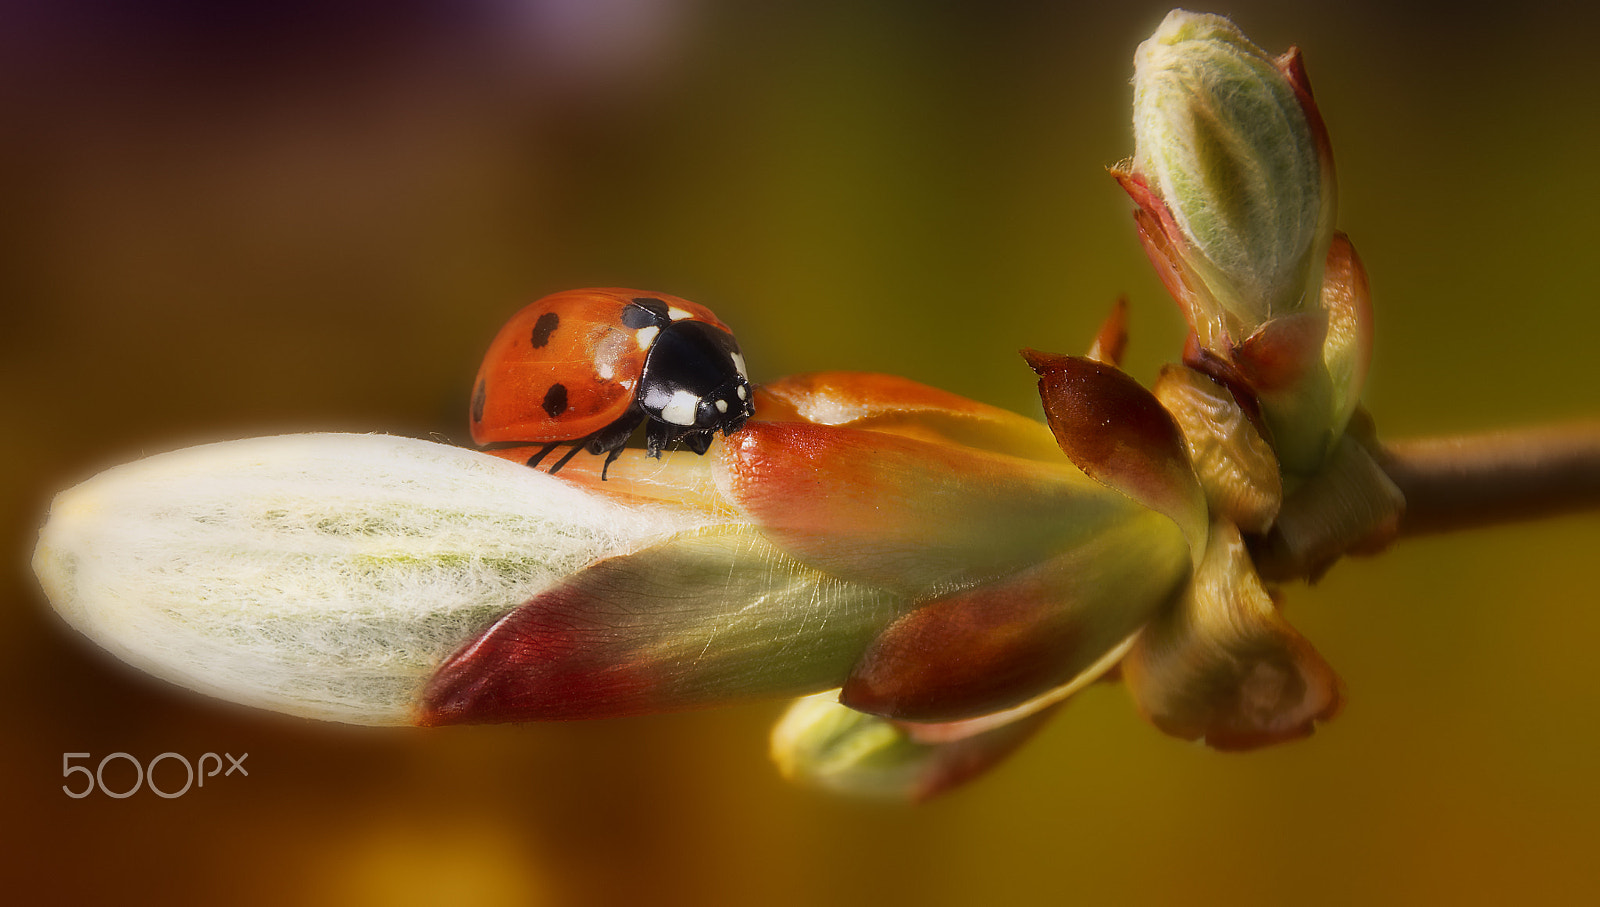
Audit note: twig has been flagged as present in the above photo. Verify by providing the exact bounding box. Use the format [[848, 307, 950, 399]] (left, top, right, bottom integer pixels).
[[1378, 420, 1600, 537], [1250, 420, 1600, 581]]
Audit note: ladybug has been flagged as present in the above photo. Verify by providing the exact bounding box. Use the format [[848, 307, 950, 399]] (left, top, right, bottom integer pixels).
[[470, 288, 755, 478]]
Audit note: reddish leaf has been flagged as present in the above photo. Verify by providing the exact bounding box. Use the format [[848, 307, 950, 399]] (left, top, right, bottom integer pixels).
[[1024, 350, 1207, 557], [1275, 46, 1336, 193], [755, 371, 1066, 462], [901, 706, 1059, 802], [840, 506, 1189, 721], [419, 528, 903, 724], [1087, 296, 1130, 367], [718, 419, 1136, 595], [1114, 168, 1210, 339], [1320, 232, 1375, 434], [1232, 311, 1330, 394], [1181, 335, 1267, 433]]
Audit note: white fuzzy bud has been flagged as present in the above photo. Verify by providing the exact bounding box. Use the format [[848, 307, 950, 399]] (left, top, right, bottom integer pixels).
[[33, 434, 710, 724], [1133, 10, 1327, 335]]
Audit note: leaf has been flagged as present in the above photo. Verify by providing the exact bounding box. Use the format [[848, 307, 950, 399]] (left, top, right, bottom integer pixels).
[[1319, 233, 1375, 440], [420, 526, 906, 724], [1153, 364, 1282, 534], [1086, 296, 1130, 367], [756, 371, 1067, 462], [1255, 434, 1404, 581], [1122, 520, 1342, 750], [717, 419, 1146, 596], [1025, 350, 1208, 561], [840, 505, 1190, 721]]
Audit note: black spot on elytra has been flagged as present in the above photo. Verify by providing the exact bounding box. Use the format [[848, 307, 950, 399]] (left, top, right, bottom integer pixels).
[[529, 312, 560, 348], [471, 379, 486, 422], [542, 383, 568, 418], [621, 297, 668, 328]]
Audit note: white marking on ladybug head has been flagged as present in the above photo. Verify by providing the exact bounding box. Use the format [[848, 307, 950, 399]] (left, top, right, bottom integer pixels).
[[634, 325, 660, 351], [729, 351, 747, 379], [597, 360, 615, 380], [660, 390, 700, 426], [667, 306, 693, 321], [715, 399, 729, 414], [736, 384, 748, 400]]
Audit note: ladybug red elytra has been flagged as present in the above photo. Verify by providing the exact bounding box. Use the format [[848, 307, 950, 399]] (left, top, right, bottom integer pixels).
[[470, 288, 755, 477]]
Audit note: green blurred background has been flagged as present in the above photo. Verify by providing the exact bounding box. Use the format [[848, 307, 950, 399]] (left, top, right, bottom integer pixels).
[[3, 1, 1598, 903]]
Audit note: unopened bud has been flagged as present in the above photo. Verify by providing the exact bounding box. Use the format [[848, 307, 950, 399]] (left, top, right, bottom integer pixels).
[[1132, 10, 1331, 342], [770, 692, 1050, 802]]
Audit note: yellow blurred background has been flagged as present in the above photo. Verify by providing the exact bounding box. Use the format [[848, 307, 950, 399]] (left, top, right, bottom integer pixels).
[[4, 1, 1598, 903]]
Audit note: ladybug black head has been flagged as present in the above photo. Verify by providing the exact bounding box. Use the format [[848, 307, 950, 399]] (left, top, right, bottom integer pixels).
[[636, 320, 754, 436]]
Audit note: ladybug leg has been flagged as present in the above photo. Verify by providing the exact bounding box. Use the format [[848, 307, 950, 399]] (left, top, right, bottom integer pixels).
[[599, 445, 626, 481], [525, 442, 561, 469], [645, 420, 668, 459], [547, 439, 590, 475], [588, 407, 646, 456], [644, 421, 714, 458]]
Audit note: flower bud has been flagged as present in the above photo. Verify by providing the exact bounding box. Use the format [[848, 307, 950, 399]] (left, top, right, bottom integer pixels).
[[770, 692, 1053, 802], [31, 433, 713, 725], [1130, 10, 1333, 345]]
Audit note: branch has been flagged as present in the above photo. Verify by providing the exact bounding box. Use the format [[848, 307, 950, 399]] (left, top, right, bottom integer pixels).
[[1251, 419, 1600, 582], [1380, 420, 1600, 536]]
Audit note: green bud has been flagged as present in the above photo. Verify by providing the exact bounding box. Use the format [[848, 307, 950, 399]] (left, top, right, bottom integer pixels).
[[770, 692, 1050, 802], [771, 694, 927, 800], [1133, 10, 1329, 340]]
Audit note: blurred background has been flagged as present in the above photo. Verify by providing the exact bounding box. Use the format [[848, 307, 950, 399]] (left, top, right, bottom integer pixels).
[[4, 0, 1598, 903]]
